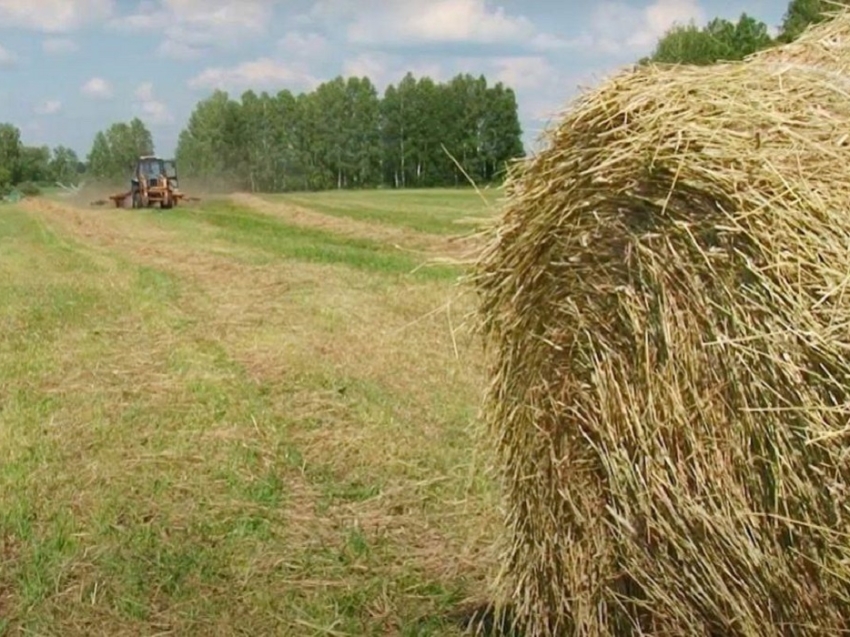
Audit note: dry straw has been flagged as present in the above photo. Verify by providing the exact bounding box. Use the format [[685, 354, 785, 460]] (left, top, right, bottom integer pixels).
[[471, 10, 850, 637]]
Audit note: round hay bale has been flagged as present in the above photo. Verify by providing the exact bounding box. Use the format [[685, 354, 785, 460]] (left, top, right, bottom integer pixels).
[[471, 14, 850, 637]]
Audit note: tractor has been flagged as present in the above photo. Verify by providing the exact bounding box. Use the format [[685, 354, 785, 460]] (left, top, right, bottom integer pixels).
[[96, 155, 197, 209]]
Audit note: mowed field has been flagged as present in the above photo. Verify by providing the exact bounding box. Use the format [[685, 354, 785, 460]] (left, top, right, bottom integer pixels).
[[0, 187, 503, 635]]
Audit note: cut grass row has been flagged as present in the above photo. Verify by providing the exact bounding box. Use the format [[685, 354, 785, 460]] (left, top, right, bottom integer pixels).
[[0, 195, 495, 635], [262, 188, 501, 235], [136, 199, 463, 280]]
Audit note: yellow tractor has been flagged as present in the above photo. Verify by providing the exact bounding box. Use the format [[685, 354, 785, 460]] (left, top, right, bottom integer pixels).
[[94, 155, 198, 209]]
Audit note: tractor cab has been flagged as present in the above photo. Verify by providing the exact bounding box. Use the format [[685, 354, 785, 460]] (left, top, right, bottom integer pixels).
[[127, 155, 182, 209], [163, 159, 178, 189], [136, 156, 166, 184], [101, 155, 196, 209]]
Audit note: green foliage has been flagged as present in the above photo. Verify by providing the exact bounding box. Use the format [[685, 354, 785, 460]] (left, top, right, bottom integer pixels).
[[175, 90, 244, 190], [86, 118, 155, 182], [643, 13, 774, 65], [16, 182, 41, 197], [644, 1, 850, 68], [0, 123, 23, 191], [0, 124, 83, 193], [175, 72, 525, 193], [48, 146, 81, 185], [778, 0, 850, 42], [18, 146, 51, 184], [3, 70, 522, 196]]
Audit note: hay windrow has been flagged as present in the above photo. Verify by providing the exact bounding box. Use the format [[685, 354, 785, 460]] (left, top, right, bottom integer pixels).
[[471, 13, 850, 637]]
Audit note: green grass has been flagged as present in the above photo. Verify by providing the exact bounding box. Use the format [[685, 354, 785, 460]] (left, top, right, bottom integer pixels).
[[263, 187, 501, 235], [0, 190, 496, 635], [151, 200, 462, 280]]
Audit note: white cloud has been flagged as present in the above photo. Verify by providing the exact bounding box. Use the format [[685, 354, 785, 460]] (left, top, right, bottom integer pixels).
[[632, 0, 705, 47], [134, 82, 155, 102], [188, 58, 319, 92], [0, 44, 16, 66], [524, 68, 618, 122], [341, 53, 392, 84], [140, 100, 172, 123], [490, 55, 556, 90], [277, 31, 330, 58], [34, 100, 62, 115], [42, 38, 78, 54], [307, 0, 355, 22], [353, 0, 535, 45], [112, 0, 276, 59], [571, 0, 705, 55], [310, 0, 538, 46], [0, 0, 113, 32], [157, 39, 201, 60], [81, 77, 113, 99], [529, 32, 574, 52], [133, 82, 172, 124]]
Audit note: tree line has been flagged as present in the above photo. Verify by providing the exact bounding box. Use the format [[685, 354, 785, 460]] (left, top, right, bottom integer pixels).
[[0, 123, 83, 195], [86, 117, 154, 180], [0, 0, 841, 196], [1, 72, 524, 195], [174, 72, 524, 192]]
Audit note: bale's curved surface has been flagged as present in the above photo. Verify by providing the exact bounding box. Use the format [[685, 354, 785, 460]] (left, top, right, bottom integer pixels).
[[473, 14, 850, 637]]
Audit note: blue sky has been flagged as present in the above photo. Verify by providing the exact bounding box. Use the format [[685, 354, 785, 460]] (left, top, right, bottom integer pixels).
[[0, 0, 787, 159]]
